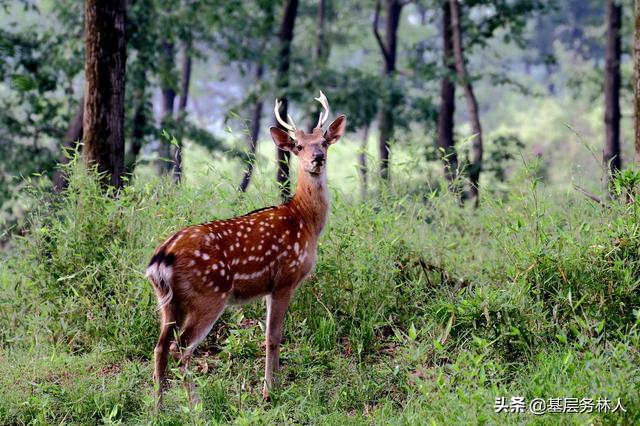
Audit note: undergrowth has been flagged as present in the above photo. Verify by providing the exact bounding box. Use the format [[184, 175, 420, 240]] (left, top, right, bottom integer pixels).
[[0, 162, 638, 425]]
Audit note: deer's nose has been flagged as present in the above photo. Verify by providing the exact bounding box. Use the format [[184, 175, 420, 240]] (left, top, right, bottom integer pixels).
[[313, 153, 325, 164]]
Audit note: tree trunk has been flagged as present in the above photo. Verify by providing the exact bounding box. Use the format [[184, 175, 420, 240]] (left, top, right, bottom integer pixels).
[[83, 0, 126, 189], [308, 0, 330, 132], [604, 0, 622, 192], [359, 125, 369, 198], [275, 0, 299, 201], [636, 0, 640, 163], [173, 42, 192, 183], [315, 0, 327, 61], [157, 40, 175, 176], [126, 87, 146, 174], [437, 1, 459, 191], [373, 0, 404, 181], [53, 97, 84, 193], [449, 0, 483, 207], [239, 64, 264, 192]]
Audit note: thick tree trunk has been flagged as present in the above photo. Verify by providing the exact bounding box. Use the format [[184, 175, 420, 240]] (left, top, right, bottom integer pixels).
[[53, 98, 84, 193], [374, 0, 403, 181], [449, 0, 483, 207], [239, 64, 264, 192], [157, 40, 175, 176], [437, 1, 459, 190], [83, 0, 126, 189], [275, 0, 299, 201], [173, 43, 192, 183], [636, 0, 640, 163], [359, 125, 369, 198], [604, 0, 622, 192]]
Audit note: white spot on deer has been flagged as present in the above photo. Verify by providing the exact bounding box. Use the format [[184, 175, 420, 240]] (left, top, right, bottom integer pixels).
[[266, 250, 272, 256], [235, 242, 240, 248], [260, 226, 265, 231], [236, 231, 242, 237], [296, 232, 301, 238], [220, 269, 226, 277], [294, 242, 300, 253], [242, 259, 247, 265], [230, 245, 235, 252], [214, 286, 219, 292], [188, 259, 196, 267], [212, 264, 218, 270], [194, 250, 201, 258], [202, 253, 210, 260], [287, 245, 292, 250]]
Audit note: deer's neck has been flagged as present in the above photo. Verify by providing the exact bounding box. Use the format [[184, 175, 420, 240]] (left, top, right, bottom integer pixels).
[[289, 166, 330, 237]]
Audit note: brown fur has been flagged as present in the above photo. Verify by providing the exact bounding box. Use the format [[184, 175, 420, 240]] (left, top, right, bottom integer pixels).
[[147, 114, 347, 407]]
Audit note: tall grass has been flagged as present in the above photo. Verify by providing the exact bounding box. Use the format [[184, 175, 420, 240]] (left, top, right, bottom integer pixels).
[[0, 160, 638, 424]]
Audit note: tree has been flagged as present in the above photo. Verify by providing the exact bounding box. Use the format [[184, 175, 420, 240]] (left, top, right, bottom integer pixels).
[[174, 41, 192, 183], [604, 0, 622, 192], [437, 0, 458, 191], [449, 0, 483, 207], [274, 0, 299, 200], [83, 0, 127, 189], [53, 98, 83, 193], [239, 64, 265, 192], [157, 40, 176, 176], [373, 0, 408, 181]]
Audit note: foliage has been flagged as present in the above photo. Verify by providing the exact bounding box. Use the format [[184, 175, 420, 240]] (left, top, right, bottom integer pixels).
[[0, 162, 639, 423]]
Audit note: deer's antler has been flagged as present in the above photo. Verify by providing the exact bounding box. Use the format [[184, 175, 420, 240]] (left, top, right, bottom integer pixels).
[[274, 99, 297, 139], [315, 90, 330, 129]]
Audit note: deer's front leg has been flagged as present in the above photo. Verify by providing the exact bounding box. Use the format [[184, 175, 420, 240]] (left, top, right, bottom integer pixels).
[[263, 289, 294, 398]]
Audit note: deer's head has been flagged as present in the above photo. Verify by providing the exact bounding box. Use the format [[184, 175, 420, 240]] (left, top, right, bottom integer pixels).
[[271, 91, 346, 176]]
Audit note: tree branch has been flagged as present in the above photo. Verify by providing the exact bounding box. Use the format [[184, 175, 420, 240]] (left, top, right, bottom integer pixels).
[[373, 0, 390, 65], [573, 184, 608, 207]]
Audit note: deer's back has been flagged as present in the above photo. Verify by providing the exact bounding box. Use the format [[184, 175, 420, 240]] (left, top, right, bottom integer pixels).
[[148, 205, 318, 306]]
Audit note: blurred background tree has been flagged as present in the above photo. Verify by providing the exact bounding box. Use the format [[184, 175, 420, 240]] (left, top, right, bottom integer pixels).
[[2, 0, 639, 235]]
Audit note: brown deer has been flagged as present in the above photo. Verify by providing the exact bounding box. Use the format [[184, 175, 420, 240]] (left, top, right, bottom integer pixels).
[[146, 91, 346, 407]]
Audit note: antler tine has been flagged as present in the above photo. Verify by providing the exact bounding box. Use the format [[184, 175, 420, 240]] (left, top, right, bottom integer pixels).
[[314, 90, 330, 129], [274, 99, 297, 139]]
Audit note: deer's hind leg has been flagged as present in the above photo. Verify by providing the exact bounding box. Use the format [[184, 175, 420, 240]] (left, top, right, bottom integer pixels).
[[153, 302, 178, 411], [173, 295, 228, 405]]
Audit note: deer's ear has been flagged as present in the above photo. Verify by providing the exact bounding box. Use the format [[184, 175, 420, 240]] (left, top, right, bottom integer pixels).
[[324, 115, 346, 144], [270, 127, 295, 152]]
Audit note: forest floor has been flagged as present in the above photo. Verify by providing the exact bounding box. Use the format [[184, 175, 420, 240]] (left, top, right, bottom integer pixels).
[[0, 163, 639, 425]]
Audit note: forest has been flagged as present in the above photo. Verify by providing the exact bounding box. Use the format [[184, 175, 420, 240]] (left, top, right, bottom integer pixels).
[[0, 0, 639, 424]]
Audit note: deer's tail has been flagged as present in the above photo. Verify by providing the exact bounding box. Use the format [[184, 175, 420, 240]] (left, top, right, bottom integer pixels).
[[146, 250, 176, 310]]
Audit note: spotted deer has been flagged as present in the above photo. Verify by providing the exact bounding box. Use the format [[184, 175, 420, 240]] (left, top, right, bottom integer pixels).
[[146, 91, 346, 406]]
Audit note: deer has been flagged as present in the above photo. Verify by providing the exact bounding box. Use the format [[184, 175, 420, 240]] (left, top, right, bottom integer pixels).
[[146, 91, 346, 408]]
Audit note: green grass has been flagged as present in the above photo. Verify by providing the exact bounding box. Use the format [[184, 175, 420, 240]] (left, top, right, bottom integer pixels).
[[0, 154, 639, 425]]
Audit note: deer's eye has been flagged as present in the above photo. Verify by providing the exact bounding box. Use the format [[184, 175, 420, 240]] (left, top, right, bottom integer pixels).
[[296, 144, 303, 151]]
